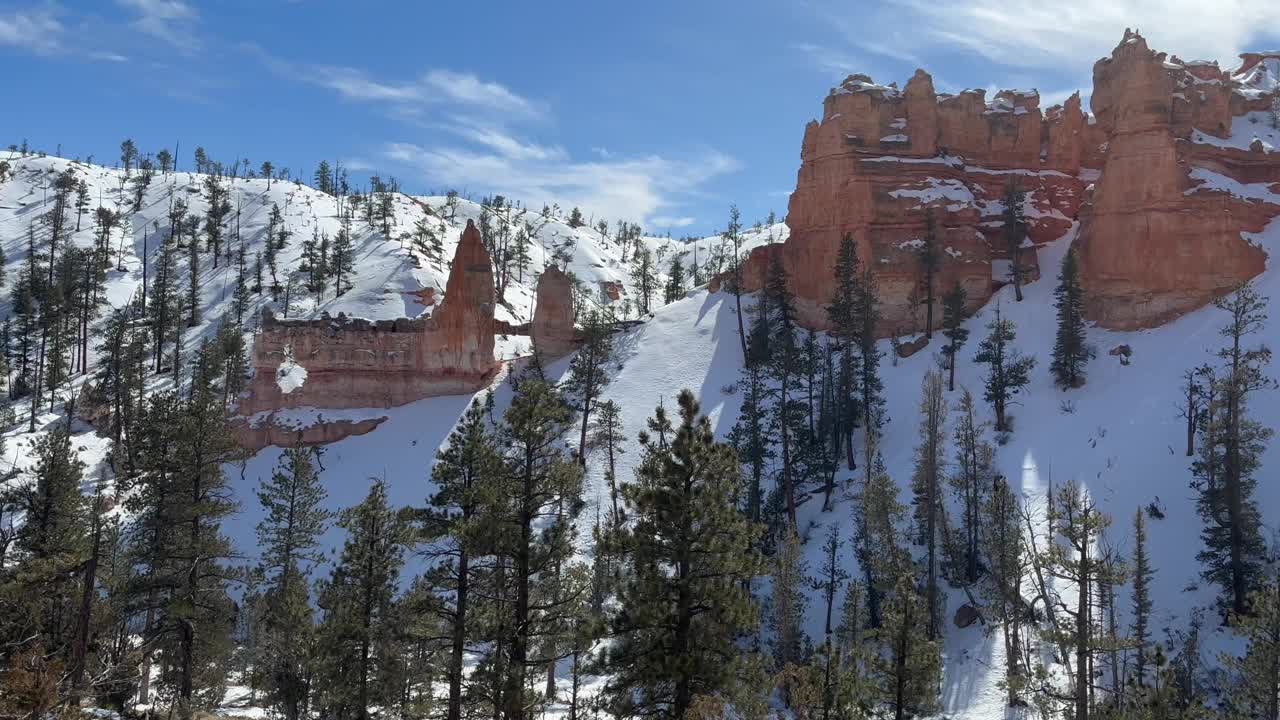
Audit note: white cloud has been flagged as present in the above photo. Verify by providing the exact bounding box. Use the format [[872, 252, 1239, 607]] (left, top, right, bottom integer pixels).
[[0, 6, 64, 54], [383, 136, 738, 229], [650, 216, 697, 228], [832, 0, 1277, 70], [294, 63, 544, 119], [117, 0, 198, 48]]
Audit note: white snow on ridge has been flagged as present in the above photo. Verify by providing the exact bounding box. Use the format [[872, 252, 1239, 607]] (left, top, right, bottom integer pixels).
[[1191, 111, 1279, 153], [1186, 166, 1280, 203]]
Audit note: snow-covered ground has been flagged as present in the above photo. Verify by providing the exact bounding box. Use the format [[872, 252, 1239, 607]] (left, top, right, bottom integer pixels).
[[5, 150, 1280, 716]]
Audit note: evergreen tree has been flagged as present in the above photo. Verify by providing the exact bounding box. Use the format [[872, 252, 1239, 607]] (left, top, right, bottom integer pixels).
[[314, 480, 407, 720], [918, 210, 940, 338], [870, 574, 941, 720], [856, 267, 885, 472], [420, 397, 498, 720], [940, 282, 969, 392], [1195, 283, 1272, 618], [602, 390, 764, 720], [770, 528, 809, 671], [949, 387, 989, 586], [812, 525, 850, 720], [1220, 576, 1280, 720], [567, 206, 584, 228], [492, 373, 583, 720], [973, 304, 1035, 432], [764, 252, 805, 527], [982, 472, 1027, 706], [1131, 509, 1154, 689], [254, 447, 330, 720], [630, 245, 656, 315], [910, 370, 947, 640], [586, 399, 627, 529], [826, 233, 863, 470], [1050, 247, 1093, 388], [664, 253, 686, 304], [564, 307, 615, 465], [1001, 181, 1029, 302]]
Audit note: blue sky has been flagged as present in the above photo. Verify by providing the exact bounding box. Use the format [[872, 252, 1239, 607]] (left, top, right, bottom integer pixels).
[[3, 1, 1278, 235]]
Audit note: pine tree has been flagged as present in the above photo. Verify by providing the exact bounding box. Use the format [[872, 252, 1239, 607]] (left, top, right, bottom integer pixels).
[[332, 214, 354, 297], [918, 210, 940, 338], [492, 373, 583, 720], [314, 479, 407, 720], [870, 574, 941, 720], [940, 282, 969, 392], [630, 245, 656, 315], [254, 447, 330, 720], [973, 304, 1035, 432], [1045, 479, 1118, 720], [664, 253, 686, 304], [602, 390, 764, 720], [724, 205, 750, 362], [565, 307, 615, 465], [813, 525, 850, 720], [567, 206, 584, 228], [910, 370, 947, 640], [826, 233, 863, 470], [982, 472, 1026, 706], [856, 266, 885, 472], [1050, 247, 1093, 388], [586, 399, 626, 529], [1001, 181, 1028, 302], [0, 410, 87, 669], [1220, 575, 1280, 720], [949, 387, 989, 586], [765, 252, 805, 527], [1130, 509, 1154, 689], [771, 528, 809, 671], [421, 397, 498, 720], [1197, 283, 1272, 618]]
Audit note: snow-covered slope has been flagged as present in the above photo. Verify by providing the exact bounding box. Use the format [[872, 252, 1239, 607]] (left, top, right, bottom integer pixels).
[[5, 150, 1278, 716]]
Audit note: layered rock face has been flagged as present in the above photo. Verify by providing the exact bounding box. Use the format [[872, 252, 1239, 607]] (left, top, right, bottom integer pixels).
[[1075, 32, 1279, 328], [531, 265, 578, 361], [238, 220, 581, 448], [746, 30, 1279, 334], [733, 69, 1103, 335], [240, 220, 500, 416]]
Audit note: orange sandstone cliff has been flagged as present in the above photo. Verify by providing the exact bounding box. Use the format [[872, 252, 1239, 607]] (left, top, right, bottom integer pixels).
[[729, 30, 1280, 335]]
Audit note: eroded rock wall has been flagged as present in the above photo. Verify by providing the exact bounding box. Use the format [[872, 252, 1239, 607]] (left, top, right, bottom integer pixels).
[[1076, 31, 1279, 329], [240, 220, 499, 416]]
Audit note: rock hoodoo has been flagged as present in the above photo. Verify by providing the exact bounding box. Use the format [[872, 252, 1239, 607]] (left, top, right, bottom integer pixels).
[[531, 265, 578, 361], [237, 220, 579, 448], [1075, 31, 1280, 328], [240, 220, 500, 417], [732, 29, 1280, 335]]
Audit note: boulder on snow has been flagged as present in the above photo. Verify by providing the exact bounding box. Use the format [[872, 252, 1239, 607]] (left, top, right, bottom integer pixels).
[[954, 604, 982, 628], [896, 335, 929, 358], [1109, 344, 1133, 365]]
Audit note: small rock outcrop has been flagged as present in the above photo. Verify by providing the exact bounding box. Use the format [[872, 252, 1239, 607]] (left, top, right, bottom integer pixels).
[[531, 265, 578, 361], [238, 221, 502, 445]]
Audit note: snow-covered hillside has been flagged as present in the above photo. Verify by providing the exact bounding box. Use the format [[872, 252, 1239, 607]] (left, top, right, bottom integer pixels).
[[4, 149, 1278, 717]]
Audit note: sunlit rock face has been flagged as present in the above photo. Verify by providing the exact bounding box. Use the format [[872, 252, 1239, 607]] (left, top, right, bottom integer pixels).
[[725, 29, 1280, 335], [1076, 30, 1279, 329]]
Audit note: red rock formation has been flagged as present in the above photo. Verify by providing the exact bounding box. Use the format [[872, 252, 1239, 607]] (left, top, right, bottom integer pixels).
[[723, 68, 1097, 335], [725, 30, 1280, 335], [235, 415, 388, 452], [240, 220, 499, 418], [531, 265, 578, 360], [1075, 31, 1280, 329]]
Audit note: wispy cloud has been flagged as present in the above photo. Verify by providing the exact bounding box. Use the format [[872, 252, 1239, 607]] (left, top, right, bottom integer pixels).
[[383, 133, 738, 228], [117, 0, 198, 49], [253, 48, 734, 226], [812, 0, 1278, 71], [282, 60, 545, 120], [0, 5, 64, 54]]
